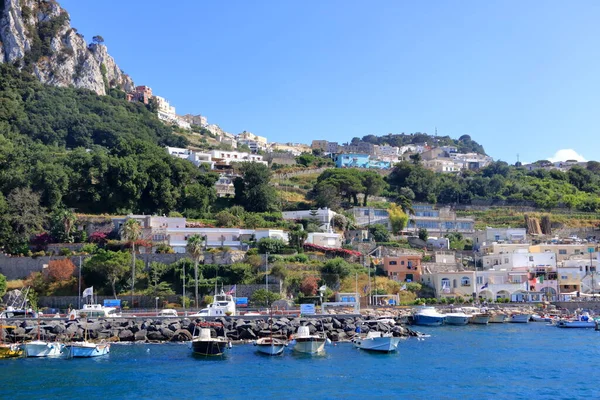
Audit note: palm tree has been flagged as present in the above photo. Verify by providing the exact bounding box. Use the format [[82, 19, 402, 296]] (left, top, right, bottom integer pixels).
[[120, 219, 142, 307], [186, 234, 204, 309]]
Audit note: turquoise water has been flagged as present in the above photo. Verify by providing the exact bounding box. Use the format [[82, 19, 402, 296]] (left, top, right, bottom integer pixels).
[[2, 323, 600, 400]]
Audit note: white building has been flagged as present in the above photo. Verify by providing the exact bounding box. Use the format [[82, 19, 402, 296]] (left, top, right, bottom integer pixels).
[[473, 228, 527, 251], [166, 227, 288, 253], [281, 208, 338, 232], [306, 232, 343, 248], [209, 150, 268, 167], [374, 145, 400, 157], [480, 249, 556, 271]]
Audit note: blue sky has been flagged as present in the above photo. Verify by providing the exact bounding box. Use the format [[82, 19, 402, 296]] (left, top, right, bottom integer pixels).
[[61, 0, 600, 163]]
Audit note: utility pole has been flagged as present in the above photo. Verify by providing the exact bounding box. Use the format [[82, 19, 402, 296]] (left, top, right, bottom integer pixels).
[[78, 256, 82, 309]]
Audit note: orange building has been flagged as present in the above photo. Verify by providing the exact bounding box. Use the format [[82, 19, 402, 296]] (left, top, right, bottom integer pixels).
[[382, 255, 423, 282]]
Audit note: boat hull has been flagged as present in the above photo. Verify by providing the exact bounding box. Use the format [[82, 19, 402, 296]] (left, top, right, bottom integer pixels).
[[255, 338, 286, 356], [191, 339, 228, 356], [66, 342, 110, 358], [24, 341, 64, 357], [353, 336, 401, 352], [0, 344, 22, 359], [413, 314, 445, 326], [293, 338, 326, 354], [556, 320, 596, 328], [445, 315, 470, 326], [509, 314, 530, 323], [489, 314, 507, 323], [469, 315, 490, 325]]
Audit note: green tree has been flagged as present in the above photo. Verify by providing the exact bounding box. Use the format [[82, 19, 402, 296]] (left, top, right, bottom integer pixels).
[[120, 219, 141, 303], [418, 228, 429, 241], [148, 261, 170, 296], [84, 250, 136, 298], [250, 288, 281, 307], [0, 273, 6, 298], [321, 258, 352, 290], [50, 208, 76, 243], [257, 238, 285, 254], [361, 171, 386, 206], [269, 262, 288, 294], [186, 234, 204, 309], [288, 224, 308, 251], [7, 187, 47, 253], [369, 224, 390, 242], [234, 163, 278, 212]]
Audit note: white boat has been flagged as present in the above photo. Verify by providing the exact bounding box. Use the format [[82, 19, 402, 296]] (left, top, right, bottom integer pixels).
[[292, 326, 326, 354], [68, 304, 122, 320], [444, 312, 470, 326], [412, 307, 446, 326], [509, 313, 530, 323], [461, 307, 490, 325], [530, 314, 552, 323], [23, 340, 64, 357], [190, 291, 236, 317], [158, 309, 178, 317], [65, 341, 110, 358], [556, 312, 596, 328], [352, 331, 401, 352], [489, 313, 507, 323], [254, 337, 287, 356]]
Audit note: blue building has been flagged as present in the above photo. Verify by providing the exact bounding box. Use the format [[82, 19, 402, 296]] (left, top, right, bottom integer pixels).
[[335, 153, 391, 169]]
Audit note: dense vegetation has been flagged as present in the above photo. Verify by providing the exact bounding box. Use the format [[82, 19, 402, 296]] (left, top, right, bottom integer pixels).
[[0, 65, 217, 252]]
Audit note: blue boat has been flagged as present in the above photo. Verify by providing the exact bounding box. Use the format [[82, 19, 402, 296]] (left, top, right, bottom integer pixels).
[[413, 307, 446, 326]]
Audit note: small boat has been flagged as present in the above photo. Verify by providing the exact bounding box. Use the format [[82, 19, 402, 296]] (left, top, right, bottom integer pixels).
[[23, 340, 64, 357], [254, 337, 287, 356], [556, 312, 596, 328], [68, 304, 122, 320], [65, 341, 110, 358], [190, 291, 236, 318], [0, 325, 22, 359], [530, 314, 552, 323], [489, 313, 507, 323], [352, 331, 401, 352], [412, 307, 446, 326], [444, 312, 470, 326], [191, 327, 229, 356], [509, 313, 531, 323], [292, 326, 326, 354]]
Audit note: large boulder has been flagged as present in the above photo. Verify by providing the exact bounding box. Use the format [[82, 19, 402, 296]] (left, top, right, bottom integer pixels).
[[134, 329, 147, 342], [171, 329, 192, 342], [159, 328, 175, 340], [119, 329, 135, 342], [147, 331, 166, 341]]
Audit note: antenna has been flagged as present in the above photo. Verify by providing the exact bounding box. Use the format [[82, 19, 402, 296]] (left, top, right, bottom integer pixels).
[[435, 127, 438, 136], [517, 153, 520, 164]]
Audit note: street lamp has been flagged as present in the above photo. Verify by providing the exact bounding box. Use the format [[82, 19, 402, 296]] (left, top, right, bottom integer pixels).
[[155, 297, 159, 316]]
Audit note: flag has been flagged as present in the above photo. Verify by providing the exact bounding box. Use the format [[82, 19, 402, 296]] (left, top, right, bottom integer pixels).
[[226, 285, 236, 295], [481, 282, 488, 290], [442, 280, 451, 294], [82, 287, 93, 297], [319, 285, 327, 292], [401, 284, 407, 291]]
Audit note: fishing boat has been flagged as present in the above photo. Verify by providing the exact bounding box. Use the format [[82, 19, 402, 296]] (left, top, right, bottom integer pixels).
[[65, 341, 110, 358], [412, 307, 446, 326], [530, 314, 552, 323], [509, 313, 531, 323], [292, 326, 326, 354], [0, 325, 22, 359], [191, 327, 230, 356], [254, 337, 287, 356], [444, 312, 470, 326], [462, 307, 491, 325], [190, 291, 236, 317], [68, 303, 122, 320], [23, 314, 65, 357], [352, 331, 401, 352]]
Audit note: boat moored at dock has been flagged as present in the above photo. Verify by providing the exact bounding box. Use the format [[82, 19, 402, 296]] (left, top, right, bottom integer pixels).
[[352, 331, 401, 352], [191, 327, 230, 356], [292, 326, 326, 354], [412, 307, 446, 326], [65, 341, 110, 358]]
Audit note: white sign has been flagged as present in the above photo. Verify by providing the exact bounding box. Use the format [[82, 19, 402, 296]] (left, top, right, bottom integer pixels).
[[300, 304, 315, 315]]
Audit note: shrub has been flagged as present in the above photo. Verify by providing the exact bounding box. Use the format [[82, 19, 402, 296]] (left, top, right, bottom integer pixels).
[[59, 248, 72, 256], [31, 250, 46, 258], [80, 243, 98, 254], [155, 243, 174, 254]]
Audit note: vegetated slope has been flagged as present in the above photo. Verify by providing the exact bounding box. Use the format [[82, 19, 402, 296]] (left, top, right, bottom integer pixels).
[[0, 64, 216, 216], [355, 132, 486, 155]]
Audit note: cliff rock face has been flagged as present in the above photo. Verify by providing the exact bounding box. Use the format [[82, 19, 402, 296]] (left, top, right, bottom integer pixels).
[[0, 0, 133, 95]]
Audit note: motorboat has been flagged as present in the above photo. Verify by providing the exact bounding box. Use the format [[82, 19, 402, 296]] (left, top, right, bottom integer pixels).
[[462, 307, 490, 325], [352, 331, 401, 352], [191, 327, 230, 356], [530, 314, 552, 323], [65, 341, 110, 358], [412, 307, 446, 326], [158, 309, 178, 317], [444, 312, 470, 326], [509, 313, 531, 323], [189, 291, 236, 318], [23, 340, 64, 357], [489, 313, 507, 323], [556, 312, 596, 328], [254, 337, 287, 356], [68, 304, 122, 320], [292, 326, 326, 354]]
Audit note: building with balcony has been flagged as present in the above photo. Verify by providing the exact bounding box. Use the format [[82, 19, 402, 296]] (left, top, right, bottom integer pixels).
[[473, 228, 527, 251], [281, 208, 338, 232], [306, 232, 343, 248], [383, 255, 423, 282]]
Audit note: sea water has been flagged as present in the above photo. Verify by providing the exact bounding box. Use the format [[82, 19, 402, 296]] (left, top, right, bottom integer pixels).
[[2, 323, 600, 400]]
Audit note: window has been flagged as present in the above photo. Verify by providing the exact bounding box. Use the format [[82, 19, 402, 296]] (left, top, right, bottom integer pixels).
[[461, 277, 471, 286], [529, 256, 534, 261], [389, 261, 397, 265], [559, 250, 567, 255], [504, 258, 509, 264], [476, 276, 483, 285], [407, 261, 413, 269], [453, 279, 457, 288]]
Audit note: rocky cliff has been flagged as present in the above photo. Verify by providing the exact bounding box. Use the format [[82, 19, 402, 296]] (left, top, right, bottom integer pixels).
[[0, 0, 133, 95]]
